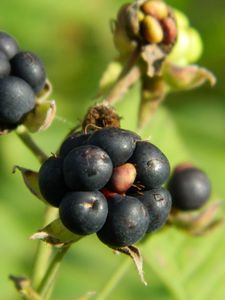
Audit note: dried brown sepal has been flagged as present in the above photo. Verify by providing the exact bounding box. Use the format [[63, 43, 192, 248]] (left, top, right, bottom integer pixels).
[[30, 218, 82, 247], [140, 44, 166, 77], [9, 275, 41, 300], [12, 166, 45, 202], [82, 103, 121, 131], [115, 245, 147, 285]]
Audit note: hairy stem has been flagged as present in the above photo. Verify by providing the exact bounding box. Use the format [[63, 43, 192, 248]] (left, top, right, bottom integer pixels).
[[95, 257, 131, 300], [16, 125, 48, 163], [37, 245, 70, 300]]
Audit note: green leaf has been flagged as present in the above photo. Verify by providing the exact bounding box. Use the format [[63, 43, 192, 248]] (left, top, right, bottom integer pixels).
[[31, 218, 83, 247], [24, 100, 56, 133], [13, 166, 45, 202]]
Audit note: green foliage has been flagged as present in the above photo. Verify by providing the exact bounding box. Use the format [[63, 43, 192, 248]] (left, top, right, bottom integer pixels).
[[0, 0, 225, 300]]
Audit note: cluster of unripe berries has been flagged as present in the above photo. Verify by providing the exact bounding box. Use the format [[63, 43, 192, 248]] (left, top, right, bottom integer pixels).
[[39, 127, 172, 248], [114, 0, 177, 54], [0, 32, 46, 129], [139, 0, 177, 45]]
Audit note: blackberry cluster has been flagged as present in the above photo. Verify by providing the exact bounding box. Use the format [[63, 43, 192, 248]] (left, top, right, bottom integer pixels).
[[0, 32, 46, 130], [39, 127, 172, 248]]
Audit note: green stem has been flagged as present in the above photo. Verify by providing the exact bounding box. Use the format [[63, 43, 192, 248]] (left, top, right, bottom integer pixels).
[[104, 47, 141, 105], [16, 125, 48, 164], [37, 245, 70, 300], [31, 206, 58, 289], [94, 257, 131, 300]]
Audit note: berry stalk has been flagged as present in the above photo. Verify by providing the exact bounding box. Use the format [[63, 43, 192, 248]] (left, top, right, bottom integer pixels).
[[37, 245, 71, 300], [103, 47, 141, 105], [95, 257, 131, 300], [31, 206, 58, 288], [16, 125, 48, 163]]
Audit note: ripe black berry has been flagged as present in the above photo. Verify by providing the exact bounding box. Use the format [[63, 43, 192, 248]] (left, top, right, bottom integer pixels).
[[59, 132, 92, 158], [63, 145, 113, 191], [137, 187, 172, 232], [168, 164, 211, 211], [97, 195, 149, 247], [10, 51, 46, 94], [129, 141, 170, 189], [0, 51, 10, 78], [39, 156, 68, 207], [59, 191, 108, 235], [88, 127, 141, 166], [0, 76, 35, 125], [0, 32, 19, 59]]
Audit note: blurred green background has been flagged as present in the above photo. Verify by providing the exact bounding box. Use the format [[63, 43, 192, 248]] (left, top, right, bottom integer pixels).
[[0, 0, 225, 299]]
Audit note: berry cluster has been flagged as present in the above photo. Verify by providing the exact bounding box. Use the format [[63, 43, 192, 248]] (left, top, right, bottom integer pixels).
[[39, 127, 172, 248], [139, 0, 177, 45], [0, 32, 46, 130], [114, 0, 177, 55]]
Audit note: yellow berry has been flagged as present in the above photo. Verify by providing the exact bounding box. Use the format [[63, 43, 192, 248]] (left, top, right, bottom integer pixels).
[[141, 1, 168, 20], [142, 15, 164, 44]]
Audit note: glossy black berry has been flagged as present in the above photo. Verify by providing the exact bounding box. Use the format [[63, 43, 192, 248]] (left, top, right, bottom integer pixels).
[[0, 51, 10, 78], [97, 195, 149, 247], [63, 145, 113, 191], [137, 187, 172, 232], [59, 191, 108, 235], [59, 132, 92, 158], [39, 156, 68, 207], [0, 32, 19, 59], [129, 141, 170, 189], [88, 127, 141, 166], [168, 165, 211, 211], [10, 51, 46, 93], [0, 76, 35, 125]]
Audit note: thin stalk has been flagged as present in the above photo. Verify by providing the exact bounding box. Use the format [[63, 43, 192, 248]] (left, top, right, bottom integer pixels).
[[104, 47, 141, 105], [31, 206, 58, 288], [16, 125, 48, 163], [95, 257, 131, 300], [37, 245, 70, 300]]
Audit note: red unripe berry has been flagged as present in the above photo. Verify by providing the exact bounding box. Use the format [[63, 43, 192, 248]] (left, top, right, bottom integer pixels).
[[108, 163, 137, 193], [161, 17, 177, 45]]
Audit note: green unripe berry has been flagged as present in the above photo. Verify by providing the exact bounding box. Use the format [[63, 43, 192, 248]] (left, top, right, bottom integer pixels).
[[167, 26, 203, 66], [173, 9, 189, 29], [186, 27, 203, 63]]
